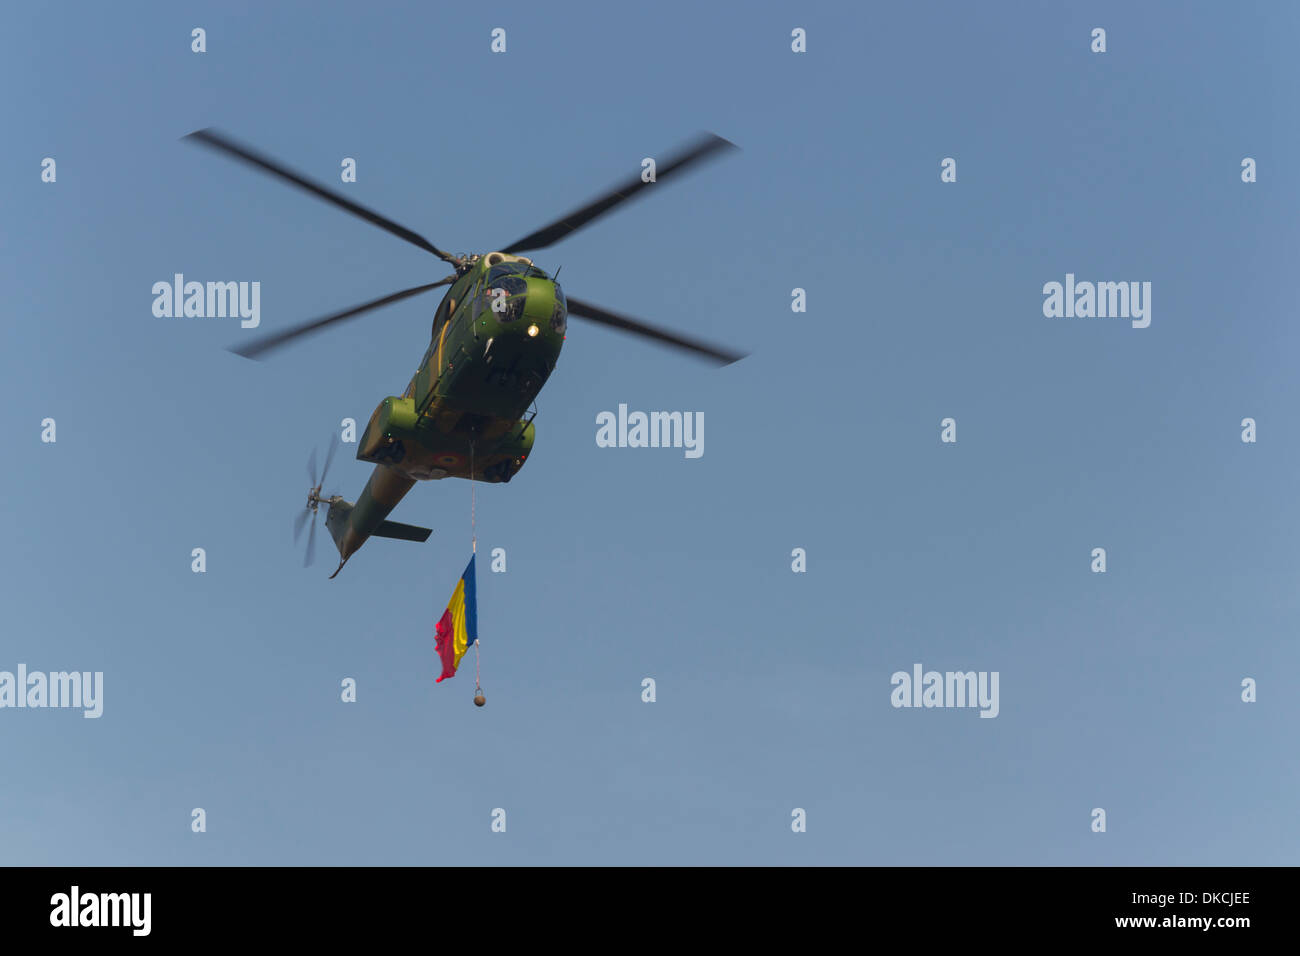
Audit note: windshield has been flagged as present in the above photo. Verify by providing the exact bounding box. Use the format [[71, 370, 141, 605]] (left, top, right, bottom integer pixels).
[[488, 262, 549, 281]]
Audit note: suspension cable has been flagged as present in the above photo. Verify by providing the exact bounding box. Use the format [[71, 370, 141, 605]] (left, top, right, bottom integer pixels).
[[470, 442, 480, 695]]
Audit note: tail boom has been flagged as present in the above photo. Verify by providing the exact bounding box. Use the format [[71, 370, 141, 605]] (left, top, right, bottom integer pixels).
[[324, 464, 429, 576]]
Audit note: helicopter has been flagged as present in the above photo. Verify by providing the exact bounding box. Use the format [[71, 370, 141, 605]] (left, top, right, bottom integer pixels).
[[183, 128, 746, 578]]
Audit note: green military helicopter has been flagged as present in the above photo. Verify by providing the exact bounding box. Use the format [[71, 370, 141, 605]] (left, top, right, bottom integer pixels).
[[184, 129, 744, 577]]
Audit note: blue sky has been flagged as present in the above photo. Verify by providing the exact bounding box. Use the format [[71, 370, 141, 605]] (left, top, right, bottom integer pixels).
[[3, 1, 1298, 865]]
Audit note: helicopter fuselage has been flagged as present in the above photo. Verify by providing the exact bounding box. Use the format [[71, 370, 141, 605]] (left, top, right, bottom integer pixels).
[[183, 128, 743, 575], [327, 253, 565, 566]]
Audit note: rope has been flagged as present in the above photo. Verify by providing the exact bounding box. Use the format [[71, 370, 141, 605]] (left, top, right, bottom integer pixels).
[[471, 441, 481, 694]]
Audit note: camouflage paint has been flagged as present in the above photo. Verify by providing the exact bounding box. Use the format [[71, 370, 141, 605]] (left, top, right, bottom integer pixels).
[[331, 253, 560, 569]]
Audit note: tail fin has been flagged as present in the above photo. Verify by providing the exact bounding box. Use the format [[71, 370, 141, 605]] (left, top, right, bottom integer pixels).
[[324, 499, 355, 557]]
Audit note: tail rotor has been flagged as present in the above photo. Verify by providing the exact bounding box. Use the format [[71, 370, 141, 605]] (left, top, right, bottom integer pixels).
[[296, 434, 340, 567]]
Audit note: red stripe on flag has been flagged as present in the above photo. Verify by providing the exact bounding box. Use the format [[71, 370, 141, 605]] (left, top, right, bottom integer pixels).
[[434, 608, 457, 682]]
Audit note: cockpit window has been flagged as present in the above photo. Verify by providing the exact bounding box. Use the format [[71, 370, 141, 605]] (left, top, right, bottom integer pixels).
[[489, 276, 528, 298], [475, 276, 526, 320], [489, 262, 548, 281], [551, 282, 566, 333]]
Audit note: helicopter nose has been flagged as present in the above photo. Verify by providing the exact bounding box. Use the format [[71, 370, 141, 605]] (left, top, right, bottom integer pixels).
[[479, 277, 563, 341], [513, 280, 561, 338], [520, 280, 555, 322]]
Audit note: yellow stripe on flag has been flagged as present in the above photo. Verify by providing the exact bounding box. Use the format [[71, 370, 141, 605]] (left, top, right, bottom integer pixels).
[[447, 577, 470, 671]]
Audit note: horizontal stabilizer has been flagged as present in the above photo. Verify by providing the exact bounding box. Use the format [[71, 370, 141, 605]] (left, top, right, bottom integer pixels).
[[373, 519, 433, 543]]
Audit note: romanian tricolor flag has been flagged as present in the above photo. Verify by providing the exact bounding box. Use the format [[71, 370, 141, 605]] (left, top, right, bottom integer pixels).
[[435, 555, 478, 683]]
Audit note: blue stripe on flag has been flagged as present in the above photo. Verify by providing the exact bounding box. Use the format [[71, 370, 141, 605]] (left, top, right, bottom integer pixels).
[[462, 555, 477, 645]]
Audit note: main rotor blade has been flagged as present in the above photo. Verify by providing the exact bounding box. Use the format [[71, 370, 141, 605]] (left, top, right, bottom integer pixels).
[[184, 128, 461, 266], [565, 296, 747, 366], [294, 507, 310, 545], [230, 279, 452, 359], [501, 133, 738, 253], [319, 433, 339, 488], [307, 447, 319, 486]]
